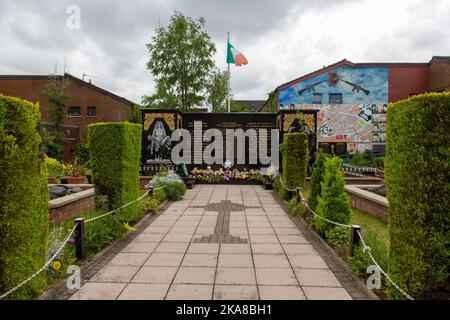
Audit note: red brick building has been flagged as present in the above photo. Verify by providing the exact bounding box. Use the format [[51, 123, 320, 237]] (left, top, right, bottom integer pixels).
[[0, 73, 135, 161]]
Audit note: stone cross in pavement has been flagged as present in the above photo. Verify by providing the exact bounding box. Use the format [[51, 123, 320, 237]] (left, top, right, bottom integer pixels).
[[192, 200, 255, 244]]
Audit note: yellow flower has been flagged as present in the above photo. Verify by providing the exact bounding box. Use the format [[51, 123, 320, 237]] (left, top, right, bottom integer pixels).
[[52, 261, 61, 270]]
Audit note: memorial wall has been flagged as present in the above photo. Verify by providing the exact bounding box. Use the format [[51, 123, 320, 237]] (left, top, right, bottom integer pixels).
[[141, 109, 318, 175]]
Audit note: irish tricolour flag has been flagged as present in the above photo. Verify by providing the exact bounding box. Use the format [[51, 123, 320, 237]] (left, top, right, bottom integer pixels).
[[227, 41, 248, 66]]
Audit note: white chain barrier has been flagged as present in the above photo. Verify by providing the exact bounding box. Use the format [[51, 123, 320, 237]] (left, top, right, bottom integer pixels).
[[279, 179, 414, 300], [356, 230, 414, 300], [0, 185, 165, 300], [0, 225, 77, 300], [278, 176, 299, 192], [84, 189, 152, 223]]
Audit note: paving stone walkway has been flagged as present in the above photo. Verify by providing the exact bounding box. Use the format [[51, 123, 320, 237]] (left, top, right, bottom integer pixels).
[[71, 185, 353, 300]]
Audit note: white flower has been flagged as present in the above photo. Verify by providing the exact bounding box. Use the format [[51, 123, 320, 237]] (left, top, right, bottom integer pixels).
[[266, 165, 279, 178], [224, 160, 233, 169]]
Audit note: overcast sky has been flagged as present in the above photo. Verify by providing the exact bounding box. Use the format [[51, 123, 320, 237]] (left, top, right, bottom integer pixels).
[[1, 0, 449, 104]]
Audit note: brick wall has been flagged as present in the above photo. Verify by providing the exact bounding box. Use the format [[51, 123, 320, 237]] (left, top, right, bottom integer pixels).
[[49, 189, 95, 224], [428, 58, 450, 92], [388, 65, 429, 102]]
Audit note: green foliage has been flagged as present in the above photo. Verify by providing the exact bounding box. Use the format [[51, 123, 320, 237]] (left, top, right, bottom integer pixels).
[[281, 133, 308, 192], [75, 143, 90, 166], [140, 197, 160, 213], [343, 150, 374, 166], [153, 188, 167, 203], [83, 211, 126, 256], [151, 171, 186, 201], [44, 155, 64, 179], [348, 229, 389, 292], [208, 68, 229, 112], [315, 157, 351, 245], [46, 141, 64, 161], [374, 156, 385, 169], [128, 104, 142, 124], [0, 94, 49, 299], [39, 126, 64, 161], [42, 75, 69, 140], [385, 92, 450, 299], [267, 91, 277, 112], [308, 151, 328, 211], [88, 122, 142, 223], [273, 175, 289, 200], [146, 11, 216, 111], [229, 101, 248, 112]]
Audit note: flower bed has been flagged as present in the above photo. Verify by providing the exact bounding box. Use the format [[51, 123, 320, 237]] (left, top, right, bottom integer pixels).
[[191, 167, 263, 184]]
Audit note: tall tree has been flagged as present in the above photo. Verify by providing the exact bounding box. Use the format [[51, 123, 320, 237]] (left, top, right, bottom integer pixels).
[[146, 11, 216, 111], [207, 68, 229, 112]]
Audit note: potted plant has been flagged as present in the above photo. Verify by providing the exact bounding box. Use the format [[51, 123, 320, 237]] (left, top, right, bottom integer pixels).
[[64, 160, 86, 184]]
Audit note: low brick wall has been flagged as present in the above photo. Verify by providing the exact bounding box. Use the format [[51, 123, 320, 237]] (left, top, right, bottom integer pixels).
[[345, 185, 388, 222], [49, 188, 95, 224]]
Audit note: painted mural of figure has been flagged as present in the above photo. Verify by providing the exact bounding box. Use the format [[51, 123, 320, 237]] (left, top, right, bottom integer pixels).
[[147, 120, 171, 160]]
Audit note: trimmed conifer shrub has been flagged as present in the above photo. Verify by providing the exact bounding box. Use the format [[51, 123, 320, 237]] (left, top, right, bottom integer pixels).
[[281, 133, 308, 192], [0, 94, 49, 299], [308, 151, 328, 211], [315, 156, 351, 245], [385, 92, 450, 299], [88, 122, 142, 223]]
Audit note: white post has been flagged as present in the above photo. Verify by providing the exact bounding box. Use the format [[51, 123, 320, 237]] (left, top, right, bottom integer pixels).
[[227, 32, 231, 113]]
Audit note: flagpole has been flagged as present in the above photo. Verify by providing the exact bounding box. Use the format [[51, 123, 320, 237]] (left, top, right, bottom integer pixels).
[[227, 31, 231, 113]]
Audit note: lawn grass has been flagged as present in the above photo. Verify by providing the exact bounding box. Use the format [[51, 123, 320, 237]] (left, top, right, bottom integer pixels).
[[351, 207, 389, 249]]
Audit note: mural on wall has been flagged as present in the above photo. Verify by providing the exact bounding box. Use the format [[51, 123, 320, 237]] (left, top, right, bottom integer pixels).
[[371, 104, 387, 143], [278, 66, 388, 106], [286, 104, 391, 152]]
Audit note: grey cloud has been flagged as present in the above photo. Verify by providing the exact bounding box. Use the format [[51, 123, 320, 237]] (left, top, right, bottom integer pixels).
[[0, 0, 449, 103]]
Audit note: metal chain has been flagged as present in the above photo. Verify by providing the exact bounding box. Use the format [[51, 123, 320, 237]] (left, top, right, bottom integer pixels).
[[296, 189, 353, 228], [0, 225, 77, 300], [302, 200, 353, 228], [356, 230, 414, 300], [85, 189, 152, 223], [282, 181, 414, 300], [279, 176, 298, 192], [0, 185, 167, 299]]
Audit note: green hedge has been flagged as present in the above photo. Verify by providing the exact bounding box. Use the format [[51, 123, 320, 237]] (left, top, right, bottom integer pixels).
[[281, 133, 308, 191], [88, 122, 142, 223], [385, 92, 450, 299], [0, 94, 49, 299]]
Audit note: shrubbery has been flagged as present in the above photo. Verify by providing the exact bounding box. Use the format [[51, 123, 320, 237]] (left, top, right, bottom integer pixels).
[[308, 151, 328, 211], [385, 92, 450, 299], [0, 94, 49, 299], [150, 170, 186, 201], [280, 133, 308, 191], [44, 155, 64, 179], [88, 122, 142, 223], [315, 156, 351, 245]]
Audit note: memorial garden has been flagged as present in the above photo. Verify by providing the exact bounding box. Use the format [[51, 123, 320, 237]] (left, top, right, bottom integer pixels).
[[0, 91, 448, 300]]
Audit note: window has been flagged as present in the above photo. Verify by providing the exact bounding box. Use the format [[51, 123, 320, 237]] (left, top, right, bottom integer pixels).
[[87, 106, 97, 117], [312, 93, 322, 104], [68, 106, 81, 117], [329, 93, 343, 104]]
